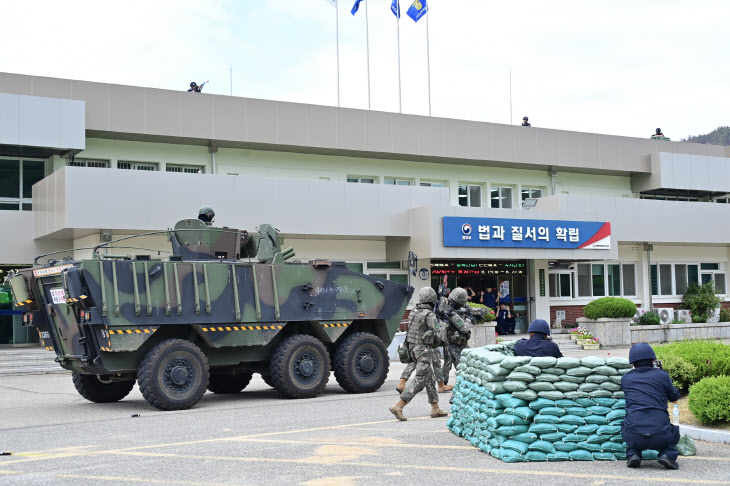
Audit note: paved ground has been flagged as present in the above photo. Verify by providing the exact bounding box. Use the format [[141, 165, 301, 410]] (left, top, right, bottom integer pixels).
[[2, 358, 730, 486]]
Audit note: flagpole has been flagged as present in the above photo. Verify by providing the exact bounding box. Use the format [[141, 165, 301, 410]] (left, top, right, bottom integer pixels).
[[365, 0, 371, 110], [510, 68, 513, 125], [336, 0, 341, 107], [426, 2, 432, 117], [397, 4, 402, 113]]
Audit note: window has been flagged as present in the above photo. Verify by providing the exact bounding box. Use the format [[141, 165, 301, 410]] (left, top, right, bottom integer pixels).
[[384, 178, 411, 186], [622, 264, 636, 295], [420, 181, 445, 187], [365, 261, 408, 284], [68, 158, 109, 168], [549, 273, 572, 298], [607, 264, 621, 296], [716, 197, 730, 204], [701, 263, 726, 294], [490, 186, 513, 208], [521, 187, 543, 201], [592, 265, 606, 297], [166, 164, 204, 174], [576, 262, 636, 298], [118, 161, 158, 171], [653, 262, 725, 296], [0, 158, 44, 211], [458, 184, 481, 207], [347, 176, 375, 184]]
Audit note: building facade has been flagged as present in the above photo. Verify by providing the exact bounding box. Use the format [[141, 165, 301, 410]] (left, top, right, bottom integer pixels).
[[2, 72, 730, 345]]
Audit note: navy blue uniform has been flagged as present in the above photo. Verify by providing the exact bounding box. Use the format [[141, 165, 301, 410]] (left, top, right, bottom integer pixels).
[[621, 367, 681, 461], [514, 335, 563, 358], [496, 309, 509, 335], [482, 291, 498, 311]]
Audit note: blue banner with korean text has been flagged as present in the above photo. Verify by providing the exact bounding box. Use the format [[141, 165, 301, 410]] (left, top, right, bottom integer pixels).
[[443, 217, 611, 250]]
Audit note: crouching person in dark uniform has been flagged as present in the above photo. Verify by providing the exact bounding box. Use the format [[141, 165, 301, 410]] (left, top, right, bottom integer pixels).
[[621, 343, 681, 470], [389, 287, 449, 421], [514, 319, 563, 358]]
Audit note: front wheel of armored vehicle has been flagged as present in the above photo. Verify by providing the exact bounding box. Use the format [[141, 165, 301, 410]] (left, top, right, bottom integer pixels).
[[333, 332, 389, 393], [137, 339, 209, 411], [208, 371, 253, 394], [269, 335, 330, 398], [72, 372, 136, 403]]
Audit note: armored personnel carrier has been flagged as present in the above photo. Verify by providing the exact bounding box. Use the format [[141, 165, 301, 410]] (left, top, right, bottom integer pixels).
[[7, 215, 413, 410]]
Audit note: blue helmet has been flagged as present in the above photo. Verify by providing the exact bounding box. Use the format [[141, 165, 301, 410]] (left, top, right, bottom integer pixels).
[[629, 343, 656, 363], [527, 319, 550, 335]]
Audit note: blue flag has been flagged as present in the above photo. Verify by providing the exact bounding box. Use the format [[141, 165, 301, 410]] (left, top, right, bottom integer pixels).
[[406, 0, 427, 22], [391, 0, 400, 18], [351, 0, 364, 15]]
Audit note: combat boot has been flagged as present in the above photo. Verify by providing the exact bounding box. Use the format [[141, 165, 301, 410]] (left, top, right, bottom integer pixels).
[[389, 399, 408, 421], [396, 378, 407, 393], [438, 381, 453, 393], [430, 403, 448, 418]]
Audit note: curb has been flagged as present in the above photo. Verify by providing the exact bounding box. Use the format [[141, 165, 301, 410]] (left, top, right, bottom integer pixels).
[[679, 424, 730, 445]]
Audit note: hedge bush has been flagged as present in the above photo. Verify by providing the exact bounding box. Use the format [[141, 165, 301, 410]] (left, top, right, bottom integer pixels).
[[583, 297, 637, 320], [660, 355, 697, 392], [720, 308, 730, 323], [688, 375, 730, 424], [654, 341, 730, 385], [467, 302, 496, 322], [635, 312, 661, 326], [682, 282, 722, 323]]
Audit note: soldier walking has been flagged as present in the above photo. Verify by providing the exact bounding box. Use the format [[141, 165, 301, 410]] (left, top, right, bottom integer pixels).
[[441, 287, 473, 369], [389, 287, 449, 421]]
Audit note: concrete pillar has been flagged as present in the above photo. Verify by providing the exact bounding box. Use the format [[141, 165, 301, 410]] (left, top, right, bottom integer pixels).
[[531, 259, 550, 324]]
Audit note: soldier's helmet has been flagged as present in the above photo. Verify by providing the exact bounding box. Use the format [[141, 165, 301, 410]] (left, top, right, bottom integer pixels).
[[527, 319, 551, 335], [417, 287, 438, 305], [448, 287, 468, 307], [198, 205, 215, 224], [190, 82, 197, 88], [629, 343, 656, 363]]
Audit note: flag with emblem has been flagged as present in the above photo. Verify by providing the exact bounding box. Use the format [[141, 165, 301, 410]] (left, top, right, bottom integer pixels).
[[406, 0, 427, 22], [391, 0, 400, 18]]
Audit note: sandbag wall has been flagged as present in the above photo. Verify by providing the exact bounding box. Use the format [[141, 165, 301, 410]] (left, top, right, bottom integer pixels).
[[446, 346, 654, 462]]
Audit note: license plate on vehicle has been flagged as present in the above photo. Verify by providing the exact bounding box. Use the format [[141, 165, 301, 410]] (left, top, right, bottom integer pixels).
[[50, 288, 67, 304]]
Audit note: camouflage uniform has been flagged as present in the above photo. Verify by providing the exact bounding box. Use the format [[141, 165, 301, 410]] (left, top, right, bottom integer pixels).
[[442, 303, 472, 369], [400, 303, 441, 404], [399, 349, 445, 384]]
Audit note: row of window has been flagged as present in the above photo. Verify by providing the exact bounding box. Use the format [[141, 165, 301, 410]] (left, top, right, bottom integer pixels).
[[0, 158, 45, 211], [69, 159, 204, 173]]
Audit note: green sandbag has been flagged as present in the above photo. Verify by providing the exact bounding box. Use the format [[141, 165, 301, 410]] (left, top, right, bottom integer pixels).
[[577, 442, 603, 452], [609, 435, 625, 443], [585, 434, 607, 444], [592, 365, 620, 376], [482, 399, 504, 409], [503, 380, 529, 392], [541, 367, 566, 376], [546, 451, 571, 461], [534, 414, 561, 424], [495, 413, 531, 426], [593, 398, 618, 408], [486, 417, 500, 429], [606, 409, 626, 421], [559, 414, 586, 426], [565, 407, 591, 418], [495, 394, 528, 409], [618, 368, 631, 375], [554, 423, 578, 433], [554, 381, 579, 392], [606, 357, 631, 369], [537, 390, 565, 400], [489, 436, 506, 447], [534, 373, 560, 383], [612, 391, 625, 399], [514, 364, 542, 375], [677, 435, 697, 456], [555, 357, 581, 369], [593, 452, 617, 461], [528, 423, 559, 434], [554, 442, 579, 452], [642, 449, 659, 460], [554, 399, 580, 408], [511, 389, 538, 401], [478, 442, 492, 453], [485, 364, 511, 376], [608, 375, 623, 385], [507, 371, 536, 383], [560, 375, 586, 384], [528, 382, 557, 392], [587, 406, 612, 415], [597, 425, 622, 436], [584, 415, 609, 425], [600, 382, 622, 392], [485, 407, 504, 417], [495, 424, 529, 436], [524, 451, 548, 462], [529, 356, 557, 368], [539, 407, 567, 417], [469, 436, 481, 447], [528, 440, 557, 454], [601, 441, 625, 453], [502, 454, 527, 463], [563, 433, 589, 443], [540, 432, 567, 442], [569, 449, 595, 461], [580, 356, 606, 368], [588, 389, 613, 398], [585, 374, 609, 384], [574, 398, 598, 408], [528, 398, 556, 410], [491, 447, 524, 462], [484, 382, 506, 394], [612, 399, 626, 409], [500, 356, 533, 370], [511, 432, 539, 444], [575, 424, 600, 434], [501, 439, 531, 454], [566, 366, 593, 377], [506, 406, 537, 421]]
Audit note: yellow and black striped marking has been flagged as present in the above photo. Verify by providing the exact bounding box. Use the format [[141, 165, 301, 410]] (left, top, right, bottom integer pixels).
[[200, 325, 284, 332], [322, 323, 350, 328], [14, 300, 33, 307], [44, 346, 54, 351], [108, 328, 158, 335], [99, 347, 112, 352]]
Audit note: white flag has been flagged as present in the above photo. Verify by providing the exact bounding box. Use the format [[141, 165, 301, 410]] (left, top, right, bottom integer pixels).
[[323, 0, 336, 6]]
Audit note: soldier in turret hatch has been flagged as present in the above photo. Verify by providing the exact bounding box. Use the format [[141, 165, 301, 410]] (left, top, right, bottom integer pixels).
[[198, 206, 215, 225]]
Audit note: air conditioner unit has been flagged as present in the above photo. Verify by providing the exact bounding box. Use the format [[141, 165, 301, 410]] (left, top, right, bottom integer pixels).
[[675, 310, 692, 324], [708, 306, 721, 323], [632, 308, 648, 323], [654, 308, 674, 324]]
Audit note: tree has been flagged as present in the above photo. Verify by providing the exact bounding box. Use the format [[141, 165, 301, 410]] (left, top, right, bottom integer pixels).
[[682, 126, 730, 146]]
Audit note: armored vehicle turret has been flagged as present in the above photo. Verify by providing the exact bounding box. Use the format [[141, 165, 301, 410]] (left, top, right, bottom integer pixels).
[[7, 217, 413, 410]]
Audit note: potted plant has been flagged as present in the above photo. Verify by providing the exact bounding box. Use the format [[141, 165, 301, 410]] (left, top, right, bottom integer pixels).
[[569, 327, 581, 340], [582, 337, 600, 350], [576, 296, 637, 348], [576, 330, 594, 345]]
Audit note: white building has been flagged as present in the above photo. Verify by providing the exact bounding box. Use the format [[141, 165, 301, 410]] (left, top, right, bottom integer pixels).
[[2, 72, 730, 345]]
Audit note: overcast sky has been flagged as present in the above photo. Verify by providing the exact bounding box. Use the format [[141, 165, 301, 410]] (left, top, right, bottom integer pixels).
[[4, 1, 728, 140]]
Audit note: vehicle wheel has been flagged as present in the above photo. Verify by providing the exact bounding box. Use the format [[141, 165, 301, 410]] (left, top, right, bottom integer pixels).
[[72, 372, 135, 403], [269, 335, 330, 398], [333, 332, 389, 393], [208, 371, 253, 394], [137, 339, 209, 411], [260, 371, 275, 388]]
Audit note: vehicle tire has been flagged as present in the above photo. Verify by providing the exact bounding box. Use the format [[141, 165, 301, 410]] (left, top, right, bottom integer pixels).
[[207, 371, 253, 394], [137, 339, 209, 411], [333, 332, 389, 393], [259, 371, 275, 388], [269, 334, 330, 399], [72, 372, 135, 403]]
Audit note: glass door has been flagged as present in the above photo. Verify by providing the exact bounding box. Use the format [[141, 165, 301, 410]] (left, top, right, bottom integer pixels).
[[498, 274, 529, 333]]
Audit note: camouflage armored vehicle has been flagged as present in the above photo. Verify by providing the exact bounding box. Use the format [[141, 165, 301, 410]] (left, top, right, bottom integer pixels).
[[8, 214, 413, 410]]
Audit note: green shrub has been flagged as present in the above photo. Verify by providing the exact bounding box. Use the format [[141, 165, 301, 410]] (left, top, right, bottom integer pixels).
[[682, 282, 722, 323], [660, 355, 697, 392], [583, 297, 636, 320], [720, 308, 730, 323], [688, 375, 730, 424], [467, 302, 496, 322], [655, 341, 730, 385], [636, 312, 661, 326]]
